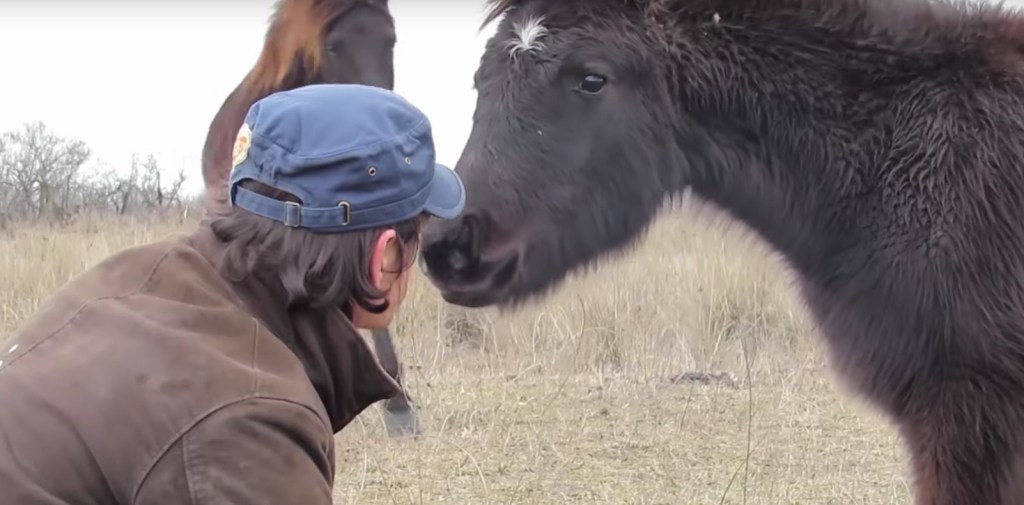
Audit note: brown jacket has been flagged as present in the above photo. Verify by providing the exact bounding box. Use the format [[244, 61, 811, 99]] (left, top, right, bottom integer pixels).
[[0, 223, 401, 504]]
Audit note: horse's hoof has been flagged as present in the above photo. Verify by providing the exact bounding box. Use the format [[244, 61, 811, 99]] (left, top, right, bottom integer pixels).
[[382, 407, 421, 438]]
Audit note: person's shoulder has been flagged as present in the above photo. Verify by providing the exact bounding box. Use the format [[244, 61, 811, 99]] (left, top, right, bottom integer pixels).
[[0, 231, 330, 504], [9, 232, 208, 332], [73, 231, 201, 293], [0, 229, 307, 408], [9, 229, 248, 340], [133, 396, 335, 505]]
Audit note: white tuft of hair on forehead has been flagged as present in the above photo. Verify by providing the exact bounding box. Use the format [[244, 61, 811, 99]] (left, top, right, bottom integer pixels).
[[505, 15, 549, 60]]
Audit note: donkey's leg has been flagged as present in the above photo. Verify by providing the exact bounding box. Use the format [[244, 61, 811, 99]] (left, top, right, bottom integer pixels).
[[370, 327, 421, 437], [898, 387, 1023, 505]]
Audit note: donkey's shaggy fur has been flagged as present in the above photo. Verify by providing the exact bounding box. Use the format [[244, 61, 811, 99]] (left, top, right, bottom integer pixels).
[[421, 0, 1024, 502]]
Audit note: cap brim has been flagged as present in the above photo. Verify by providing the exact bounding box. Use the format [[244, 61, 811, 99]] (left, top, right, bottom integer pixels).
[[422, 163, 465, 220]]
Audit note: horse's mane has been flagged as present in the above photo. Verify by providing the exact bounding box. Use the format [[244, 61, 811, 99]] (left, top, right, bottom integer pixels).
[[245, 0, 359, 95], [202, 0, 383, 210]]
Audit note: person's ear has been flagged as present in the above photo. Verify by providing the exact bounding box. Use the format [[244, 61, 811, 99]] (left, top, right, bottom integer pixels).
[[369, 228, 398, 290]]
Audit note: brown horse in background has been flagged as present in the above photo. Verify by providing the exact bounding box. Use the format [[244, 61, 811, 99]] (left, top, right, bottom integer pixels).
[[200, 0, 420, 438], [421, 0, 1024, 502]]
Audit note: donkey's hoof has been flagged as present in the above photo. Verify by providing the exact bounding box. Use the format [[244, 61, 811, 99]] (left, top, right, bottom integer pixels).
[[383, 407, 421, 438]]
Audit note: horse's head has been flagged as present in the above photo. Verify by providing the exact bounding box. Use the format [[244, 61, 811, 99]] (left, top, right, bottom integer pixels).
[[420, 0, 680, 308], [250, 0, 396, 92], [317, 0, 395, 89], [203, 0, 396, 211]]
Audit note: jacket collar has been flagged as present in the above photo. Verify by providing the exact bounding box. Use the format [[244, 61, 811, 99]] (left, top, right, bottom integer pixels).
[[187, 222, 401, 432]]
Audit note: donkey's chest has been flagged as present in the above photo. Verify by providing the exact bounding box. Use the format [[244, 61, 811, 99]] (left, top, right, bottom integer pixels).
[[792, 269, 943, 414], [793, 246, 1024, 416]]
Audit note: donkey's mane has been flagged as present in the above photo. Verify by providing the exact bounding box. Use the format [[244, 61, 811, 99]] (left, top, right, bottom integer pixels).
[[482, 0, 1024, 54]]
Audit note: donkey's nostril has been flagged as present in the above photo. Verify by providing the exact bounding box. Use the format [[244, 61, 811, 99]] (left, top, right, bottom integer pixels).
[[448, 214, 482, 267], [418, 254, 430, 276], [421, 213, 489, 280], [448, 250, 469, 271], [456, 215, 479, 250]]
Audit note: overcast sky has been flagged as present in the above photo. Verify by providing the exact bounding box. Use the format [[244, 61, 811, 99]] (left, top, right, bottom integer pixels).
[[1, 0, 1022, 197], [0, 0, 497, 197]]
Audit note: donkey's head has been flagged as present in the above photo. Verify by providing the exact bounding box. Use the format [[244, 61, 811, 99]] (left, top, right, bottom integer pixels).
[[422, 0, 890, 307], [420, 0, 683, 308]]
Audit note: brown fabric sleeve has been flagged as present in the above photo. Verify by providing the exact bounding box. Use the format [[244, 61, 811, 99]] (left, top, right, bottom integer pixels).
[[134, 397, 335, 505]]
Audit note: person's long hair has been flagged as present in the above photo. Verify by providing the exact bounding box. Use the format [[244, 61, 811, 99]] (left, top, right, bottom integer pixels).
[[208, 179, 425, 313]]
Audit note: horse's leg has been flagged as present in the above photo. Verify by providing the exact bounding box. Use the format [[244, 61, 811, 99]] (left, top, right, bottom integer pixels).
[[898, 386, 1023, 505], [370, 327, 421, 437]]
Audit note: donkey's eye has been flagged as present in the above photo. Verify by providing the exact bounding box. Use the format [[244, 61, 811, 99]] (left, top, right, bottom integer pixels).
[[578, 74, 606, 94]]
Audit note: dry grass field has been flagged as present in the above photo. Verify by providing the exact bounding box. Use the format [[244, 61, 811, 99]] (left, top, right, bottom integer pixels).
[[0, 198, 914, 504]]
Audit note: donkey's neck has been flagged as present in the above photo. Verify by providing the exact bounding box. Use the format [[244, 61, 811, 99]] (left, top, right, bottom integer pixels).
[[683, 120, 856, 277], [668, 0, 940, 277]]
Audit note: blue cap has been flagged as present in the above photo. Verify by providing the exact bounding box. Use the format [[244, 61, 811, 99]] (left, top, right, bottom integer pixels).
[[227, 83, 465, 232]]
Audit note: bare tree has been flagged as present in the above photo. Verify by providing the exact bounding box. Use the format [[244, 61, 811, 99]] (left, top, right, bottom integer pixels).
[[137, 154, 187, 209], [0, 121, 194, 224], [0, 121, 90, 222]]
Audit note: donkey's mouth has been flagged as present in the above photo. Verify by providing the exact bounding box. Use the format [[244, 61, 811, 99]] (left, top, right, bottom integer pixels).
[[432, 253, 519, 308]]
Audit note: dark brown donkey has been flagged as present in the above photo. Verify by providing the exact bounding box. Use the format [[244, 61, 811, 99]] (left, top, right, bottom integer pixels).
[[200, 0, 420, 437], [420, 0, 1024, 502]]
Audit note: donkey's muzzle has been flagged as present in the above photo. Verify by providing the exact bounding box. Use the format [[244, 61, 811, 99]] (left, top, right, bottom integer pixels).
[[420, 213, 483, 280]]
